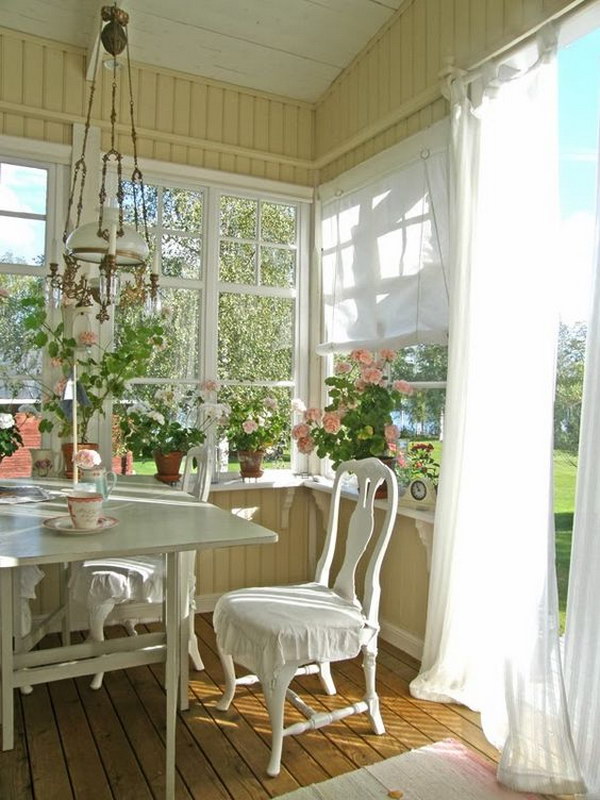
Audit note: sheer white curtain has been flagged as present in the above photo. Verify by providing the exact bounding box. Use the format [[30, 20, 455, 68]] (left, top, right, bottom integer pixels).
[[563, 125, 600, 798], [410, 29, 585, 795]]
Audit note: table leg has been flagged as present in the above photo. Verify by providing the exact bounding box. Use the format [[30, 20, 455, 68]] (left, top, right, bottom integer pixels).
[[179, 551, 190, 712], [165, 551, 180, 800], [1, 569, 14, 750], [59, 563, 71, 646]]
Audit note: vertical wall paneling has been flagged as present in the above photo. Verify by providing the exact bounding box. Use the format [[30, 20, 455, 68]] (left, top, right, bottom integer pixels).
[[412, 0, 428, 96], [222, 88, 239, 146]]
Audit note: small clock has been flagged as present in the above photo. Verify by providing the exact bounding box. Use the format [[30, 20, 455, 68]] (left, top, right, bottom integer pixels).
[[401, 477, 436, 509]]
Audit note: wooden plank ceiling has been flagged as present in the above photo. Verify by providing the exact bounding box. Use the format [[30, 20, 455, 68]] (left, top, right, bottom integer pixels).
[[0, 0, 403, 102]]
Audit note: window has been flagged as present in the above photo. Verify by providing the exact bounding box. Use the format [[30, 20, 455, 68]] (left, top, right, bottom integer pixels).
[[0, 159, 52, 407], [117, 179, 308, 472]]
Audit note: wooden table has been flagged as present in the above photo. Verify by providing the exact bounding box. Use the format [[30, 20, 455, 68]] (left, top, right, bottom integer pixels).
[[0, 479, 278, 799]]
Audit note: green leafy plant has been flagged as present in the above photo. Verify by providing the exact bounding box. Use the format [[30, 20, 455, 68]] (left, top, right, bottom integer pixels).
[[0, 410, 23, 461], [119, 386, 217, 457], [18, 296, 165, 443], [221, 393, 286, 453], [407, 441, 440, 486], [292, 348, 413, 469]]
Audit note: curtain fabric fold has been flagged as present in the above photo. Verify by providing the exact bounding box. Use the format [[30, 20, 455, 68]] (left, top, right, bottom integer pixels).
[[410, 32, 585, 795], [563, 121, 600, 799]]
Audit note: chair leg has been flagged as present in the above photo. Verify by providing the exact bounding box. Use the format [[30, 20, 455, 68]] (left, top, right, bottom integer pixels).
[[262, 663, 297, 777], [88, 600, 116, 690], [318, 662, 336, 695], [188, 612, 204, 672], [215, 650, 237, 711], [362, 646, 384, 734]]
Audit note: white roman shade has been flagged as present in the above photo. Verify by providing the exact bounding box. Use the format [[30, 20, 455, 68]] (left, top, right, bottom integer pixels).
[[317, 122, 450, 354]]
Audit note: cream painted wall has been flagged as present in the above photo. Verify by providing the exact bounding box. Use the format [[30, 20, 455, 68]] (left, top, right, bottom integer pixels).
[[0, 26, 316, 186], [315, 0, 590, 181]]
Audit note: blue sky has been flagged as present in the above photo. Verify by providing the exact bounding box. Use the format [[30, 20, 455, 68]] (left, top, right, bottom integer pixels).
[[556, 25, 600, 323]]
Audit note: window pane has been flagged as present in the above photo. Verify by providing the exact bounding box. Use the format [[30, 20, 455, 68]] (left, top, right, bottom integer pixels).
[[0, 275, 43, 374], [220, 195, 257, 239], [261, 202, 296, 245], [122, 181, 158, 227], [0, 163, 47, 214], [219, 241, 256, 284], [218, 293, 294, 382], [162, 234, 202, 279], [391, 345, 448, 438], [163, 188, 203, 232], [117, 287, 201, 380], [0, 218, 46, 266], [260, 246, 295, 288]]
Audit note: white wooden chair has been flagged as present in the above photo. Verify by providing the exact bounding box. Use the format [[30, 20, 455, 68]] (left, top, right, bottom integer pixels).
[[69, 443, 213, 696], [213, 457, 398, 776]]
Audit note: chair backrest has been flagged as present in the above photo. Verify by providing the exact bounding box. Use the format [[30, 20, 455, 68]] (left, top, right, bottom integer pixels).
[[314, 457, 398, 628], [181, 443, 212, 502]]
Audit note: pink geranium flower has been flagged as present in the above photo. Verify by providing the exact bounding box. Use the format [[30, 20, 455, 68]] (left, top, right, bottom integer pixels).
[[393, 379, 414, 394], [292, 422, 310, 440], [384, 424, 400, 442], [334, 361, 352, 375], [379, 348, 396, 362], [349, 349, 374, 365], [362, 367, 384, 385], [297, 435, 315, 454], [73, 448, 102, 468], [200, 378, 220, 392], [242, 419, 259, 434], [304, 407, 322, 423], [322, 412, 342, 433]]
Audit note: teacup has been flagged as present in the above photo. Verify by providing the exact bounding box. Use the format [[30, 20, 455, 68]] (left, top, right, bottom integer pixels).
[[66, 492, 104, 530]]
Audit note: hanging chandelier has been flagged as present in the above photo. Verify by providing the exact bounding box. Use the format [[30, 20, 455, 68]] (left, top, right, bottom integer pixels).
[[47, 4, 160, 322]]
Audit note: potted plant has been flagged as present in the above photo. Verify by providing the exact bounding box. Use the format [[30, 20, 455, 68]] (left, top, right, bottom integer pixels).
[[0, 410, 24, 465], [17, 296, 165, 475], [220, 394, 286, 478], [120, 386, 214, 483], [292, 348, 413, 494]]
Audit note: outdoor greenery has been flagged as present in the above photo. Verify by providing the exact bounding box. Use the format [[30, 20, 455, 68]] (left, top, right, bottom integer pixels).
[[554, 322, 587, 455]]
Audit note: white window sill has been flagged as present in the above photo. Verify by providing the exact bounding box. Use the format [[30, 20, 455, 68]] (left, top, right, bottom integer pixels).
[[208, 470, 436, 525]]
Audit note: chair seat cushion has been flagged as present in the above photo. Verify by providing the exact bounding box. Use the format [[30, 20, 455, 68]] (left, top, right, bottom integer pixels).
[[214, 582, 376, 681], [69, 556, 165, 608]]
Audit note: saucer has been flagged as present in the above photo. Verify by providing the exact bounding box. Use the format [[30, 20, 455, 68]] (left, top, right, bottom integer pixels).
[[43, 515, 118, 534]]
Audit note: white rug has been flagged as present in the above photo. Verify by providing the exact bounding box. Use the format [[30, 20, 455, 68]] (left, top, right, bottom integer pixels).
[[277, 739, 545, 799]]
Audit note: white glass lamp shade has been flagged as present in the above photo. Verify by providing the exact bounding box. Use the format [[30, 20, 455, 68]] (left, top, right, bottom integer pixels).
[[65, 221, 149, 266]]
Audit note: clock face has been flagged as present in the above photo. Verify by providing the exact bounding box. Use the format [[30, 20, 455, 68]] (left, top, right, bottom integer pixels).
[[410, 479, 428, 501]]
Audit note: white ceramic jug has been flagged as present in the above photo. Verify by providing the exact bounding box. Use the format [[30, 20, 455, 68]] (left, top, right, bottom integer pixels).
[[79, 465, 117, 499]]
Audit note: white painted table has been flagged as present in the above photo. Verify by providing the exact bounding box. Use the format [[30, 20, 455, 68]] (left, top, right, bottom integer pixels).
[[0, 479, 278, 800]]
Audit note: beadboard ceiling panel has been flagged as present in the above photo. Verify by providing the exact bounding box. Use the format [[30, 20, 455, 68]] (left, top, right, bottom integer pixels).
[[0, 0, 403, 101]]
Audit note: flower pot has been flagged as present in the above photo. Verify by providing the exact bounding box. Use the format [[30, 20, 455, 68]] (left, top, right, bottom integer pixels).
[[154, 450, 184, 485], [374, 456, 395, 499], [61, 442, 99, 479], [238, 450, 265, 479]]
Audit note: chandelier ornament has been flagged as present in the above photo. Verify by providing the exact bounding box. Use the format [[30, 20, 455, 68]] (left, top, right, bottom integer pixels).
[[47, 4, 160, 322]]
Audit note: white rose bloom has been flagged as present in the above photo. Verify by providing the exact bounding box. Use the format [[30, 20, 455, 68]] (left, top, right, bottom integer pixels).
[[292, 398, 306, 413], [147, 410, 165, 426], [0, 412, 15, 429]]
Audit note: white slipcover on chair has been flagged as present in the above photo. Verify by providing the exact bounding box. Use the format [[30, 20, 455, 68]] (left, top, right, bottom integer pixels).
[[213, 457, 398, 776], [69, 444, 212, 692]]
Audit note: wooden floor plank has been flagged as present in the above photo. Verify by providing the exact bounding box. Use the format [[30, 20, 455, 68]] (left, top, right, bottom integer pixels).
[[0, 691, 33, 800], [21, 684, 73, 800], [1, 612, 515, 800]]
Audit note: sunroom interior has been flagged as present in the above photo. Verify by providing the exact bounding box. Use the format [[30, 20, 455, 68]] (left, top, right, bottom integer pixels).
[[0, 0, 599, 798]]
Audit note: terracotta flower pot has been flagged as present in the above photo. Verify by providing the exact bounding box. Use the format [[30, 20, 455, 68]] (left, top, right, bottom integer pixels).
[[154, 450, 184, 484], [238, 450, 265, 479], [61, 442, 99, 479]]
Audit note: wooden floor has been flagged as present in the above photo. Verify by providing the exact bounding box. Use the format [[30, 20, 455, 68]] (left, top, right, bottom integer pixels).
[[0, 613, 498, 800]]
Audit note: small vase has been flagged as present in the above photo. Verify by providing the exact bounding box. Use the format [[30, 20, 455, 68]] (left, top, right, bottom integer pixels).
[[238, 450, 265, 479], [61, 442, 99, 479], [30, 448, 58, 478], [154, 450, 184, 484]]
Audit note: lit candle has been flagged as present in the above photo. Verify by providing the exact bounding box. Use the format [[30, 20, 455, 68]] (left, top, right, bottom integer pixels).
[[51, 238, 59, 264], [108, 222, 117, 257], [152, 250, 159, 274]]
